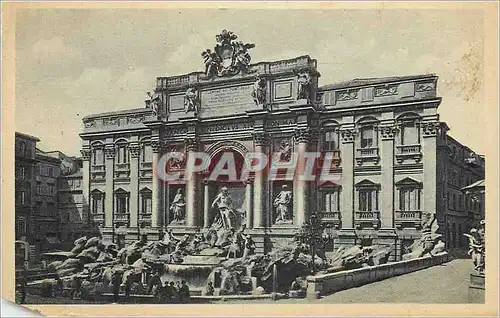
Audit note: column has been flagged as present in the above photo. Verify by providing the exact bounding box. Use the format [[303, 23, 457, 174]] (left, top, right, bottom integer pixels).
[[422, 122, 439, 216], [380, 125, 396, 228], [185, 138, 198, 227], [151, 138, 163, 228], [252, 132, 268, 228], [245, 178, 254, 229], [80, 147, 91, 226], [104, 145, 115, 228], [203, 180, 210, 228], [129, 143, 140, 229], [339, 128, 356, 228], [294, 128, 311, 227]]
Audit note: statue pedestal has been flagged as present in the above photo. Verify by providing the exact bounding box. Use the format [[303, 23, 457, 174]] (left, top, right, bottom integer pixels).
[[468, 272, 485, 303]]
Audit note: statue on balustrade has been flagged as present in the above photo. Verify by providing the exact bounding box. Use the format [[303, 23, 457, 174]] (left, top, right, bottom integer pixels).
[[297, 72, 312, 100], [146, 92, 161, 115], [184, 87, 199, 114], [464, 220, 485, 275], [274, 185, 293, 224], [170, 189, 186, 223], [251, 76, 266, 108], [211, 187, 238, 229]]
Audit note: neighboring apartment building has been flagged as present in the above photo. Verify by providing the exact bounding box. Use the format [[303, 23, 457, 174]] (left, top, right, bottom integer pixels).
[[442, 138, 485, 250], [15, 132, 40, 242], [57, 158, 87, 243], [33, 148, 61, 251], [78, 35, 484, 261]]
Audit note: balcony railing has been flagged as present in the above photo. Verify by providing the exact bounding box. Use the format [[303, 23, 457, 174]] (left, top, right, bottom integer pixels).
[[395, 210, 422, 229], [139, 213, 152, 226], [140, 162, 153, 169], [91, 164, 105, 172], [354, 210, 380, 229], [90, 213, 105, 224], [113, 213, 130, 225], [355, 147, 380, 165], [115, 163, 130, 171], [395, 144, 422, 164], [320, 211, 341, 229]]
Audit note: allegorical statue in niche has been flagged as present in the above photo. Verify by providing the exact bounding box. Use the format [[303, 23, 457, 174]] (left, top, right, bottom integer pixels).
[[184, 87, 199, 114], [297, 72, 312, 100], [274, 140, 292, 163], [251, 76, 266, 107], [211, 187, 237, 229], [146, 92, 161, 114], [274, 185, 293, 224], [170, 189, 186, 223], [168, 147, 185, 170]]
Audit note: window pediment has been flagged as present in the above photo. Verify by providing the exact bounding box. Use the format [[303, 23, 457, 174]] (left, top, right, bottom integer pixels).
[[395, 177, 422, 188], [355, 179, 380, 188]]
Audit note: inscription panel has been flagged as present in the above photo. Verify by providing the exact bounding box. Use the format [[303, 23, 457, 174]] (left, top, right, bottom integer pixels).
[[199, 121, 253, 134], [274, 81, 293, 100], [201, 85, 254, 109], [169, 94, 185, 112]]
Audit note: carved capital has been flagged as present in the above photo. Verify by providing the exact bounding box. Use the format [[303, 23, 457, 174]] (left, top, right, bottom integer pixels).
[[80, 148, 91, 161], [129, 143, 141, 158], [185, 137, 198, 152], [380, 126, 398, 140], [104, 146, 115, 159], [340, 128, 357, 143], [421, 122, 440, 137], [252, 132, 269, 147], [151, 139, 161, 153], [294, 127, 311, 143]]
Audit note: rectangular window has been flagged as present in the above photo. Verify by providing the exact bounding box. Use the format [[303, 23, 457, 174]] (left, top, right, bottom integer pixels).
[[401, 123, 419, 145], [359, 189, 374, 211], [116, 146, 128, 164], [399, 188, 421, 211], [361, 127, 374, 148], [324, 131, 339, 151], [93, 149, 104, 166], [142, 196, 152, 214], [116, 197, 127, 214], [141, 144, 152, 162], [92, 195, 104, 214], [320, 187, 340, 212], [20, 190, 27, 205]]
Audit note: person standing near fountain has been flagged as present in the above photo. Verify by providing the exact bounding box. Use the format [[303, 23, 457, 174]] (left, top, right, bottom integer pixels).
[[211, 187, 237, 229]]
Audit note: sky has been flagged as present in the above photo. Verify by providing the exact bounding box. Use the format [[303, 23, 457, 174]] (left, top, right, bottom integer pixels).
[[15, 8, 486, 157]]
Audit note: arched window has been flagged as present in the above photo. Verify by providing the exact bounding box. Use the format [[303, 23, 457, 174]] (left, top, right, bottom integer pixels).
[[141, 143, 153, 163], [116, 143, 129, 164], [397, 113, 421, 145]]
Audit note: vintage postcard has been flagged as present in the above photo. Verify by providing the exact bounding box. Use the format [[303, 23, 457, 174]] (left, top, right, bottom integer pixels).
[[1, 1, 498, 317]]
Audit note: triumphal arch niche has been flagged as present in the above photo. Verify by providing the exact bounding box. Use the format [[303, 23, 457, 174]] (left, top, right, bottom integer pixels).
[[151, 29, 321, 248]]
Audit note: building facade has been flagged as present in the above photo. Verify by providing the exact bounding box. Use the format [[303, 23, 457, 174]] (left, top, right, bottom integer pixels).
[[78, 32, 484, 260], [15, 132, 40, 242]]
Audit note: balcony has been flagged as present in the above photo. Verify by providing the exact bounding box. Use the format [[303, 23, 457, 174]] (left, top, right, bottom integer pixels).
[[320, 211, 341, 229], [395, 210, 422, 229], [355, 147, 380, 165], [90, 213, 105, 225], [115, 163, 130, 179], [139, 213, 152, 226], [354, 211, 380, 229], [140, 162, 153, 179], [113, 213, 130, 226], [395, 144, 422, 164], [91, 164, 105, 172]]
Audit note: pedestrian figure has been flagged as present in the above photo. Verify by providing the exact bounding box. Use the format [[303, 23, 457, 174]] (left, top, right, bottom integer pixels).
[[70, 276, 81, 300], [179, 280, 190, 303], [17, 275, 27, 304]]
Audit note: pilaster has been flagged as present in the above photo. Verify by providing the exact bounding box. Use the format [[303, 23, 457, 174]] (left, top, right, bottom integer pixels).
[[380, 124, 397, 229], [151, 137, 163, 228], [104, 145, 115, 228], [252, 131, 268, 228], [422, 122, 439, 217], [245, 178, 254, 229], [294, 127, 311, 226], [185, 137, 199, 227], [80, 147, 91, 227], [129, 142, 141, 229], [339, 127, 356, 228]]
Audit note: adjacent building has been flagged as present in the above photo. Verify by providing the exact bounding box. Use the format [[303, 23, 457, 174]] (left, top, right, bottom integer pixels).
[[77, 32, 484, 260]]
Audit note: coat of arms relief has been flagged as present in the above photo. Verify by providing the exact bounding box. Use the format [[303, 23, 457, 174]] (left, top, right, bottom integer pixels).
[[201, 29, 256, 78]]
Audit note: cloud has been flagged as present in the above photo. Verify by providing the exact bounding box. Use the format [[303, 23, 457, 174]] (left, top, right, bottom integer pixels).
[[32, 36, 81, 59]]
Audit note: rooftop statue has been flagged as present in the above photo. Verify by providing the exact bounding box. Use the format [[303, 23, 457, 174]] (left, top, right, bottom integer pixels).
[[145, 91, 161, 115], [201, 29, 255, 78]]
